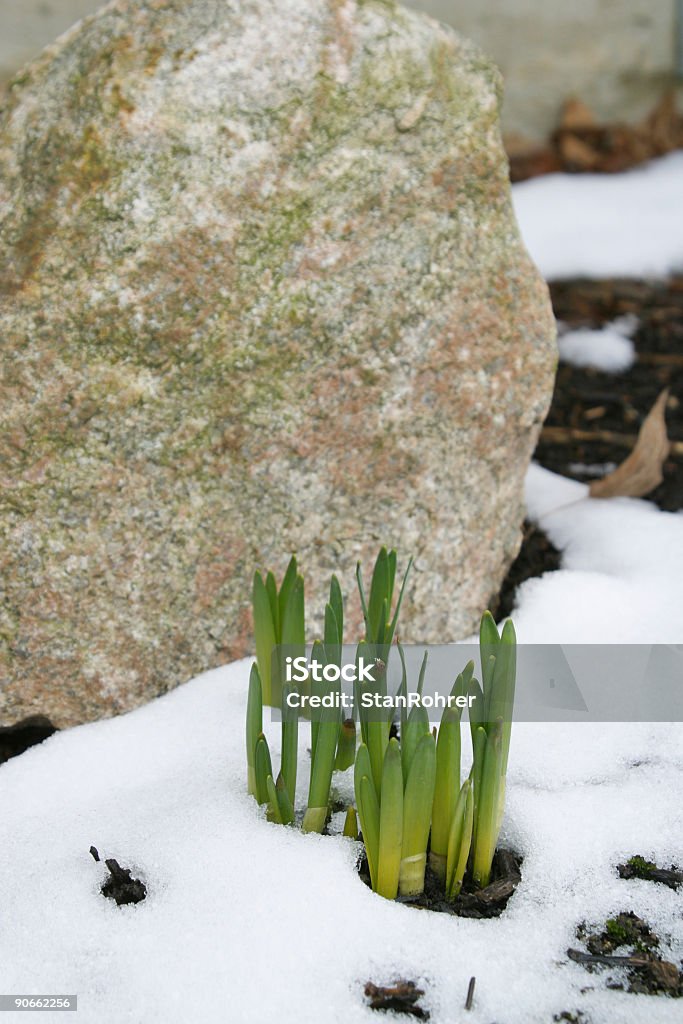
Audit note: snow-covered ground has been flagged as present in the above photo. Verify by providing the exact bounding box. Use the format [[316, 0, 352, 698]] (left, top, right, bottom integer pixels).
[[557, 316, 637, 373], [2, 156, 682, 1023], [513, 150, 683, 280], [1, 661, 681, 1024]]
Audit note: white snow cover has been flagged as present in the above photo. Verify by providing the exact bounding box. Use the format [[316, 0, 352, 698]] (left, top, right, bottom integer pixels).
[[518, 465, 683, 644], [1, 470, 681, 1024], [512, 151, 683, 280], [2, 151, 682, 1023], [557, 316, 637, 373]]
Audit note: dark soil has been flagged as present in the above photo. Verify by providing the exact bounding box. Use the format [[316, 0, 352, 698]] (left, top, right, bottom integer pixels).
[[90, 846, 147, 906], [494, 521, 561, 619], [571, 912, 683, 997], [617, 855, 683, 890], [492, 275, 683, 604], [358, 847, 521, 919], [364, 980, 429, 1020], [0, 716, 57, 763], [579, 911, 660, 956], [539, 277, 683, 513]]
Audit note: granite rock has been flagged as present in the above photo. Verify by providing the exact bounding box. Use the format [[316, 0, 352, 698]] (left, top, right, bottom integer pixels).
[[0, 0, 556, 728]]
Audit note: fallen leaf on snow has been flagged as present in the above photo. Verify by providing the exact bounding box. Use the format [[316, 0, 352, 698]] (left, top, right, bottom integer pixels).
[[589, 389, 670, 498]]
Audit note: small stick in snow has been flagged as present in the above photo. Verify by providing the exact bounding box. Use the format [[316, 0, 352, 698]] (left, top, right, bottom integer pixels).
[[617, 859, 682, 890], [567, 948, 681, 992], [568, 948, 653, 968], [465, 977, 476, 1011]]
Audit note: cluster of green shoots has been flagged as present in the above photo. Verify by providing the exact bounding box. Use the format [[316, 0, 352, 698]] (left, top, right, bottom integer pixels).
[[247, 557, 351, 832], [245, 548, 516, 900]]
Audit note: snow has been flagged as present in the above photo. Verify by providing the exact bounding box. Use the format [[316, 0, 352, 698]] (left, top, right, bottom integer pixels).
[[1, 466, 682, 1023], [512, 151, 683, 280], [1, 656, 682, 1024], [2, 155, 683, 1022], [557, 316, 637, 373], [516, 464, 683, 644]]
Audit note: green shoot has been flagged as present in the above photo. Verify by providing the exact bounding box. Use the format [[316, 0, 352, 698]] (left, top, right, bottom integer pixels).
[[303, 576, 345, 832], [468, 612, 517, 888], [401, 701, 430, 785], [334, 718, 356, 771], [250, 556, 304, 817], [399, 732, 436, 896], [356, 547, 412, 659], [281, 682, 298, 807], [253, 556, 304, 708], [303, 641, 340, 833], [355, 743, 380, 889], [445, 778, 474, 899], [430, 706, 461, 881], [266, 775, 282, 823], [246, 551, 517, 904], [377, 739, 403, 899], [471, 719, 503, 887], [274, 772, 295, 825], [343, 805, 358, 839], [246, 663, 263, 798], [254, 733, 273, 806]]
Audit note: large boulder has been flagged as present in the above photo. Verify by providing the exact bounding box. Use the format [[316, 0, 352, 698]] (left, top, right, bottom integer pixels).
[[0, 0, 555, 729]]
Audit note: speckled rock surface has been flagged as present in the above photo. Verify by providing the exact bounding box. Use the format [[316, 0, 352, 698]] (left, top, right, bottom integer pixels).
[[0, 0, 556, 729]]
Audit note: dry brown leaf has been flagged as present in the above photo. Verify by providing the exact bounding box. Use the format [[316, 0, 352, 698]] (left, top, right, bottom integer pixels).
[[558, 133, 599, 171], [644, 90, 682, 152], [560, 97, 597, 131], [589, 389, 670, 498]]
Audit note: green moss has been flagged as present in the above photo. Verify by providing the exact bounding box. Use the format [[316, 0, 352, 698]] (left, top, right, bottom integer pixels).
[[598, 913, 660, 954], [605, 918, 631, 943], [626, 855, 657, 878], [7, 69, 31, 90], [75, 125, 112, 188]]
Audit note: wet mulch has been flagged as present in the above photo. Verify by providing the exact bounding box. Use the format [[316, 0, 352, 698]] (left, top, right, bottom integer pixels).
[[364, 980, 429, 1020], [507, 93, 683, 183], [538, 277, 683, 513], [358, 848, 522, 919], [90, 846, 147, 906], [617, 855, 682, 891], [570, 912, 683, 997], [493, 275, 682, 612]]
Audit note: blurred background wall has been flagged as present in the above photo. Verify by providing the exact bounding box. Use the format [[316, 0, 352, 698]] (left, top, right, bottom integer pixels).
[[1, 0, 681, 140], [407, 0, 681, 140]]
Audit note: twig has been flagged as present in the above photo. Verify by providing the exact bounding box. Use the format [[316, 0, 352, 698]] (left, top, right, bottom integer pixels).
[[617, 861, 682, 889], [567, 948, 653, 968], [465, 977, 476, 1011], [541, 426, 683, 456], [636, 352, 683, 367]]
